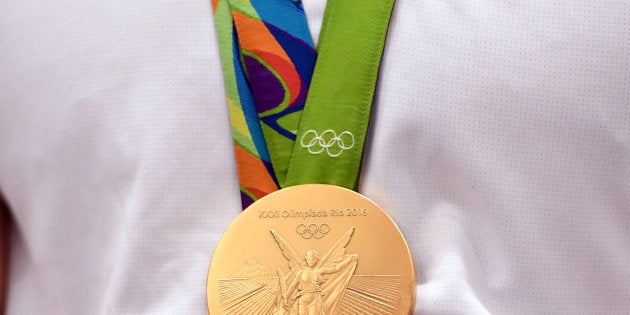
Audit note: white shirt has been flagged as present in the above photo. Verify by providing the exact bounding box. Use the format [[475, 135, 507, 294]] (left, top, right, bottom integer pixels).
[[0, 0, 629, 313]]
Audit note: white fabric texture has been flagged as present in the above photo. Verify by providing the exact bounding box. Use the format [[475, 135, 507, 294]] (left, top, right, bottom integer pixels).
[[0, 0, 629, 314]]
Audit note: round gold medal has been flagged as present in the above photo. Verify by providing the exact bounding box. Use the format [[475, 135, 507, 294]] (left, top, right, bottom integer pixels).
[[207, 184, 415, 314]]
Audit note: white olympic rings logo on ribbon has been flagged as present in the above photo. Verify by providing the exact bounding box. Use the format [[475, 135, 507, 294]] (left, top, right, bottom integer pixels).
[[299, 129, 355, 157]]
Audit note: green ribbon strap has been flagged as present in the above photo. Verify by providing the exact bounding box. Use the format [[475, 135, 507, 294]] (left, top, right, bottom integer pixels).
[[284, 0, 396, 190]]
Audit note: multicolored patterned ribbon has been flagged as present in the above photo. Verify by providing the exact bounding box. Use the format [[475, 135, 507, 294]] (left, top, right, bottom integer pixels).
[[211, 0, 316, 208]]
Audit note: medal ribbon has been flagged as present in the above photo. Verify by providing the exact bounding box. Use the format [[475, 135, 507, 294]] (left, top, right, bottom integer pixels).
[[212, 0, 396, 208], [211, 0, 316, 208], [285, 0, 396, 190]]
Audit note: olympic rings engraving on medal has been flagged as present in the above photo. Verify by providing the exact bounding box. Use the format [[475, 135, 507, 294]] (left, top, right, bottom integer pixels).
[[296, 223, 331, 239], [299, 129, 355, 157]]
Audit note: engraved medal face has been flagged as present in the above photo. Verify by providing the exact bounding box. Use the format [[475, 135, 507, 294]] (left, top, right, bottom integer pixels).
[[207, 184, 415, 314]]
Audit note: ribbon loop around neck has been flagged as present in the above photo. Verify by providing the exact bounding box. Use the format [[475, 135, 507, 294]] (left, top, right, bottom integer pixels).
[[212, 0, 397, 207]]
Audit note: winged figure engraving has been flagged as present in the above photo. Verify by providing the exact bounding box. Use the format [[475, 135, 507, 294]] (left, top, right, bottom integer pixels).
[[216, 228, 402, 315], [270, 228, 358, 315]]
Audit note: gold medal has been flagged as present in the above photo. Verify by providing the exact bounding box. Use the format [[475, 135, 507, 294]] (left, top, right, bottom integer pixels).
[[207, 184, 415, 314]]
